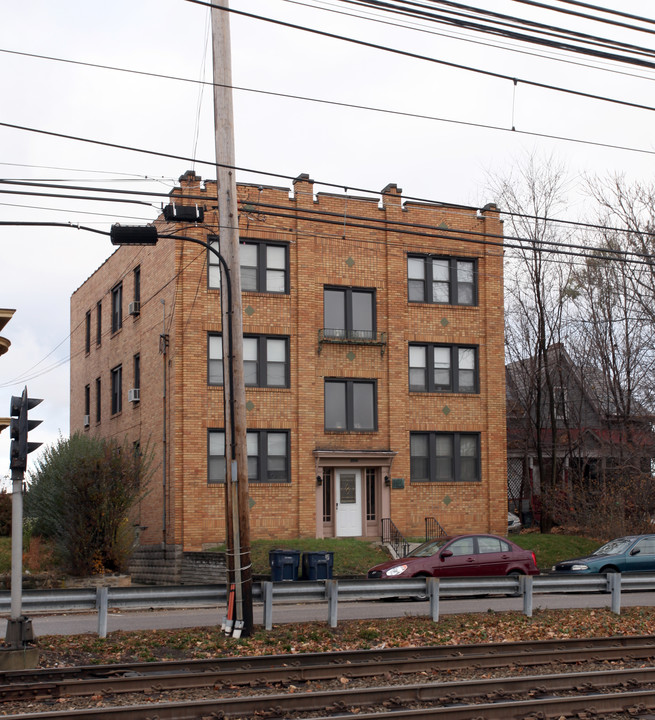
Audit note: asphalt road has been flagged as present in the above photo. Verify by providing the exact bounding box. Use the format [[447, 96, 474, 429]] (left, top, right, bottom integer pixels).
[[4, 591, 655, 636]]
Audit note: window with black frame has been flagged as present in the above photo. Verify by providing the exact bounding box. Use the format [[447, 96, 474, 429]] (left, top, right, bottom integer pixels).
[[208, 333, 289, 388], [208, 429, 290, 483], [208, 238, 288, 293], [409, 344, 478, 393], [410, 432, 480, 483], [407, 255, 477, 306], [323, 286, 375, 341], [110, 365, 122, 415], [111, 282, 123, 333], [324, 379, 377, 432]]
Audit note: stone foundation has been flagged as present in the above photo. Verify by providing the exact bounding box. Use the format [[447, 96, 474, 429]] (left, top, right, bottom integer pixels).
[[129, 545, 227, 585]]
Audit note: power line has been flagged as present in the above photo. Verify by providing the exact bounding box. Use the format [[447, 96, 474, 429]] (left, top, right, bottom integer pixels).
[[185, 0, 655, 111], [4, 48, 655, 161], [283, 0, 655, 82], [4, 171, 655, 245], [515, 0, 655, 28], [344, 0, 655, 62]]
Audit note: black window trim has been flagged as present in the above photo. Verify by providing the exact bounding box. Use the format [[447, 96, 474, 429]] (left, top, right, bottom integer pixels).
[[95, 377, 101, 423], [208, 332, 290, 388], [111, 282, 123, 333], [84, 310, 91, 354], [208, 237, 290, 294], [410, 431, 481, 483], [207, 428, 290, 484], [323, 285, 377, 340], [324, 378, 378, 432], [407, 254, 478, 306], [408, 343, 479, 394], [96, 301, 102, 346], [110, 364, 122, 415], [133, 265, 141, 304], [133, 353, 141, 391]]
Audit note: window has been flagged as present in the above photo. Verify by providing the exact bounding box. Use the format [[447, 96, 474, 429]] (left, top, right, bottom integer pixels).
[[133, 353, 140, 391], [133, 266, 141, 303], [407, 255, 477, 305], [85, 311, 91, 354], [96, 301, 102, 346], [84, 384, 90, 419], [323, 287, 375, 340], [208, 429, 289, 483], [111, 365, 122, 415], [409, 344, 478, 393], [478, 536, 511, 554], [322, 468, 332, 522], [449, 537, 475, 555], [366, 468, 376, 521], [325, 379, 377, 431], [410, 432, 480, 483], [208, 334, 289, 388], [111, 283, 123, 333], [95, 377, 101, 423], [209, 239, 289, 293], [554, 386, 568, 420]]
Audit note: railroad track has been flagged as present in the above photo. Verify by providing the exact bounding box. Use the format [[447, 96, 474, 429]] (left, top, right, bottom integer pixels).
[[4, 635, 655, 718]]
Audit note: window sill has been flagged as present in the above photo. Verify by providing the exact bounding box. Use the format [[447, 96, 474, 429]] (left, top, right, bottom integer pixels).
[[324, 429, 378, 434]]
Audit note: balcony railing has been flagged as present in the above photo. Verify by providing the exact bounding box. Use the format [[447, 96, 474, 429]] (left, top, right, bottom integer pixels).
[[318, 328, 387, 356]]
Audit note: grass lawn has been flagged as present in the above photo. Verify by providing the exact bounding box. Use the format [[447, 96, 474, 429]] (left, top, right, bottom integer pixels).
[[0, 532, 604, 578], [245, 538, 389, 577], [512, 533, 600, 571]]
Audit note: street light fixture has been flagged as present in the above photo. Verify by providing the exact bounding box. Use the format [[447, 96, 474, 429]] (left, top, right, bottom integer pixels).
[[110, 224, 252, 636]]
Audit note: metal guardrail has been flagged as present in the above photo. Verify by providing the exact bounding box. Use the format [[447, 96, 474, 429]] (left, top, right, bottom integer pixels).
[[0, 573, 653, 636]]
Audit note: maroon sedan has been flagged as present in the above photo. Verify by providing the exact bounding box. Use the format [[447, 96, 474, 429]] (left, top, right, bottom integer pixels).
[[368, 534, 539, 579]]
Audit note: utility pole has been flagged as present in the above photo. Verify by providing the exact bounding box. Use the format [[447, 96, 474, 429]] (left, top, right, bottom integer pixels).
[[211, 0, 253, 637]]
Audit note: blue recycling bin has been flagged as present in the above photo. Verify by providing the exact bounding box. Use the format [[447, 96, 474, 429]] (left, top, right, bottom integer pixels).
[[269, 549, 300, 581], [302, 551, 334, 580]]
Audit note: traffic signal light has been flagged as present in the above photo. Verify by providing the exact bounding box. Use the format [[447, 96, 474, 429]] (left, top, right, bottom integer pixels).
[[9, 387, 42, 472]]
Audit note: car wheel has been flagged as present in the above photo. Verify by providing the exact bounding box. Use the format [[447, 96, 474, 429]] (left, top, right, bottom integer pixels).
[[601, 566, 618, 573], [507, 570, 524, 597]]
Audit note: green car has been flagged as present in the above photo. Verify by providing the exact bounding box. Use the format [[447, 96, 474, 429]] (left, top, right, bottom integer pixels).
[[552, 535, 655, 574]]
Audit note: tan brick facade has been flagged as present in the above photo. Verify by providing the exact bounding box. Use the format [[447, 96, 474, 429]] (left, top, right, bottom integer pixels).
[[70, 171, 506, 553]]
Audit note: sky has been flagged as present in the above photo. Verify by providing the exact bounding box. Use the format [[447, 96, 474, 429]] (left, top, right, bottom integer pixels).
[[1, 0, 654, 481]]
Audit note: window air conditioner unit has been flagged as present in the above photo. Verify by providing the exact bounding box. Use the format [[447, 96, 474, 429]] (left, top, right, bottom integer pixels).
[[128, 301, 140, 316], [128, 388, 140, 403], [83, 414, 90, 427]]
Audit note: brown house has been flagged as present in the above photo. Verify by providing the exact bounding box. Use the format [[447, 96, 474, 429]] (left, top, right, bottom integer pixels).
[[506, 343, 655, 527], [70, 171, 507, 580]]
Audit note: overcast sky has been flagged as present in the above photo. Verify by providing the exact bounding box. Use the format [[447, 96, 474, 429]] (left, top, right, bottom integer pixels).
[[1, 0, 654, 480]]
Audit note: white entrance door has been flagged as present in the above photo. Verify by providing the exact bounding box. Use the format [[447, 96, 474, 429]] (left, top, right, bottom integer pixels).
[[336, 469, 362, 537]]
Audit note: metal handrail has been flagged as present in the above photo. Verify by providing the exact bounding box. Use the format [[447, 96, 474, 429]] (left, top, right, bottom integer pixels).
[[424, 516, 448, 541], [381, 517, 410, 558]]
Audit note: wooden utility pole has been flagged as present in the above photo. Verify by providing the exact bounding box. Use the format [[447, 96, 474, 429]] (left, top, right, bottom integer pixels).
[[211, 0, 253, 637]]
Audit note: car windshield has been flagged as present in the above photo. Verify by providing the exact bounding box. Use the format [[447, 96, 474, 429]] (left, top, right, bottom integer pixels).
[[407, 539, 450, 557], [592, 538, 634, 556]]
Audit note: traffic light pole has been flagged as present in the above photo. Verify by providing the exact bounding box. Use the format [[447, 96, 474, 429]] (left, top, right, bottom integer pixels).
[[6, 387, 41, 649]]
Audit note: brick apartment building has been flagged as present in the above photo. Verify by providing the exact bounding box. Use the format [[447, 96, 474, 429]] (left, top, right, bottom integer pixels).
[[70, 171, 506, 578]]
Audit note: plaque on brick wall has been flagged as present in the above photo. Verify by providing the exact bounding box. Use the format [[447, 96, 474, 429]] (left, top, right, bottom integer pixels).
[[391, 477, 404, 489]]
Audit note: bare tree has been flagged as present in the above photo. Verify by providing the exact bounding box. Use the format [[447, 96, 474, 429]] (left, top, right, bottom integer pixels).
[[489, 153, 576, 530]]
